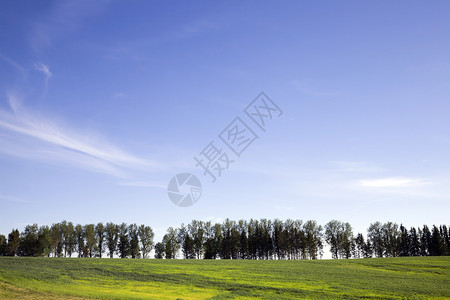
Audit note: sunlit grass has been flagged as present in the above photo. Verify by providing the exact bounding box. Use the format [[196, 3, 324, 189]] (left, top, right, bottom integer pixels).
[[0, 256, 449, 299]]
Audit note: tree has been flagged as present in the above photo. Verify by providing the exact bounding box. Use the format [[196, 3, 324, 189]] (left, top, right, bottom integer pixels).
[[272, 219, 285, 260], [340, 222, 354, 259], [75, 224, 85, 258], [383, 222, 400, 257], [95, 223, 106, 258], [220, 218, 240, 259], [284, 219, 295, 259], [117, 223, 129, 258], [19, 224, 39, 256], [203, 221, 218, 259], [6, 229, 20, 256], [304, 220, 323, 259], [238, 220, 248, 259], [430, 225, 445, 256], [178, 224, 195, 259], [4, 219, 448, 261], [292, 220, 306, 260], [181, 232, 195, 259], [0, 234, 7, 256], [154, 242, 165, 259], [325, 220, 354, 259], [324, 220, 342, 259], [362, 240, 373, 258], [247, 219, 258, 259], [189, 220, 205, 259], [398, 225, 410, 257], [258, 219, 273, 260], [105, 222, 119, 258], [37, 225, 52, 257], [441, 225, 450, 255], [128, 224, 140, 259], [368, 222, 384, 257], [409, 227, 421, 256], [84, 224, 97, 258], [213, 223, 222, 259], [61, 221, 76, 258], [138, 224, 154, 259], [163, 227, 179, 259], [419, 225, 432, 256], [49, 223, 63, 257], [354, 233, 365, 259]]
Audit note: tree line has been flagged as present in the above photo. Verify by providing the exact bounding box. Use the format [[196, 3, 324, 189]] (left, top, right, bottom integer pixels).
[[0, 222, 154, 259], [0, 219, 448, 259]]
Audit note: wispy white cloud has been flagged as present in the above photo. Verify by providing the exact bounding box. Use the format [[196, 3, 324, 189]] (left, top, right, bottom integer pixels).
[[358, 177, 431, 188], [0, 53, 26, 74], [34, 62, 52, 95], [290, 79, 342, 97], [119, 181, 166, 189], [31, 0, 109, 53], [330, 161, 384, 173], [177, 19, 218, 38], [0, 93, 158, 177], [100, 17, 220, 62], [34, 62, 52, 79], [0, 194, 28, 203], [113, 92, 126, 98]]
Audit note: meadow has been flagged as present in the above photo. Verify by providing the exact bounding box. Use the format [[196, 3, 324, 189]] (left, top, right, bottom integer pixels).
[[0, 256, 449, 299]]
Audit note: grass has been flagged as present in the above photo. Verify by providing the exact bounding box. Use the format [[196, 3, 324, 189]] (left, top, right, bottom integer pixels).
[[0, 256, 449, 299]]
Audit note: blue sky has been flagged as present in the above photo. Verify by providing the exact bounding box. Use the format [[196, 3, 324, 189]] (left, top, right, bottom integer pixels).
[[1, 1, 449, 245]]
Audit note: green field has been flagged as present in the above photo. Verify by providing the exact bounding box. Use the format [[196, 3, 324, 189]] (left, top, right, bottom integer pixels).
[[0, 257, 449, 299]]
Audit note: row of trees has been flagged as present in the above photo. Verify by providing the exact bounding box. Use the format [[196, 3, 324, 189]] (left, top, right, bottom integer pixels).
[[324, 221, 449, 259], [155, 219, 449, 260], [155, 219, 323, 260], [0, 221, 154, 259], [1, 219, 448, 259]]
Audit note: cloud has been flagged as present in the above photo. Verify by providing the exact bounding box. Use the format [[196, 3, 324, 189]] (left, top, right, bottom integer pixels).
[[178, 19, 218, 38], [0, 194, 28, 203], [290, 79, 341, 97], [113, 92, 126, 98], [119, 181, 166, 189], [330, 161, 384, 173], [0, 93, 157, 177], [358, 177, 431, 188], [34, 62, 52, 79], [0, 53, 26, 74], [100, 17, 220, 62], [30, 0, 109, 53], [34, 62, 52, 95]]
